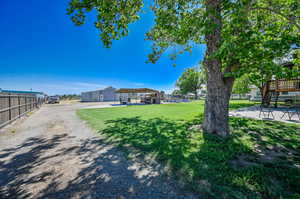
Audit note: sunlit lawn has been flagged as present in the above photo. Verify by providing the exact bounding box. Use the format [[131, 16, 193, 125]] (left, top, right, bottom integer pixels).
[[78, 100, 255, 130], [78, 100, 300, 199]]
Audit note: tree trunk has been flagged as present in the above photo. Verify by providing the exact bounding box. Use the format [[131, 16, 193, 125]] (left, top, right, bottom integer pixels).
[[261, 83, 271, 106], [202, 0, 234, 137], [203, 72, 234, 137]]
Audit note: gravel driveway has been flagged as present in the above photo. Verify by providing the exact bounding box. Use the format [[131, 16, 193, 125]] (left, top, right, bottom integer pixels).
[[0, 103, 197, 199]]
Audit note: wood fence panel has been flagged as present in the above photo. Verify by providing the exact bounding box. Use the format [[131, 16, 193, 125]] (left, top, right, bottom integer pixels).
[[11, 96, 19, 121], [0, 94, 40, 128], [0, 94, 9, 127], [20, 97, 26, 116]]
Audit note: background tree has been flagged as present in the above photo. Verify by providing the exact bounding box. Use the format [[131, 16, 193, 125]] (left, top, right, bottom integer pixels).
[[58, 94, 81, 100], [176, 67, 205, 99], [232, 75, 251, 97], [67, 0, 300, 137], [171, 89, 182, 97]]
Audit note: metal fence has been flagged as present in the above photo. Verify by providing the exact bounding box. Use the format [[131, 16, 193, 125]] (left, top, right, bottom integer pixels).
[[0, 94, 41, 128]]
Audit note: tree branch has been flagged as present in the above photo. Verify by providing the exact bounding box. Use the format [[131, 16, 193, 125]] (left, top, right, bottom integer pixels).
[[250, 6, 300, 31]]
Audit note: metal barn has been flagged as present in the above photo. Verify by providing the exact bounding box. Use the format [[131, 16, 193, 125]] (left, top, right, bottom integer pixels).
[[81, 87, 117, 102]]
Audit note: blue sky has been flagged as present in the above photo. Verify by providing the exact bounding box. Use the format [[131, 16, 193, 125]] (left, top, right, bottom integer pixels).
[[0, 0, 205, 95]]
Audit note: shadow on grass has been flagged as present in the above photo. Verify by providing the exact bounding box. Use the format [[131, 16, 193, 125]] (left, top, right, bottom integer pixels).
[[102, 116, 300, 199]]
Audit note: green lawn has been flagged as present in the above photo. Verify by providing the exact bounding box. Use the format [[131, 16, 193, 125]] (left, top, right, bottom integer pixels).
[[78, 100, 255, 130], [78, 100, 300, 199]]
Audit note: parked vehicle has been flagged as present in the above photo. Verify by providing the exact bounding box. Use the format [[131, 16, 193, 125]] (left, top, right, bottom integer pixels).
[[47, 96, 60, 104]]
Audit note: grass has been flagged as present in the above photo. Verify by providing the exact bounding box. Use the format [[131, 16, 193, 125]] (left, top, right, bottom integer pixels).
[[78, 100, 300, 199], [78, 100, 255, 130]]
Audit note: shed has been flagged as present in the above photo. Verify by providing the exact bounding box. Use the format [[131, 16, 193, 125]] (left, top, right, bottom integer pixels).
[[81, 87, 117, 102]]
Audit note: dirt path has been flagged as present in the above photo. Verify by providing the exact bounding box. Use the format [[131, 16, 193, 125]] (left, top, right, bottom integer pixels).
[[0, 103, 196, 199]]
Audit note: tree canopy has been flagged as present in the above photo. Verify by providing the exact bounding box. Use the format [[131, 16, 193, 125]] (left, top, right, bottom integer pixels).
[[67, 0, 300, 136], [232, 75, 251, 95], [67, 0, 300, 68]]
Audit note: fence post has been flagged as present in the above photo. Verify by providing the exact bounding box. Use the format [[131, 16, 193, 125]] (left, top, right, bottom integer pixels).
[[18, 95, 21, 118], [8, 94, 11, 121], [25, 96, 27, 112]]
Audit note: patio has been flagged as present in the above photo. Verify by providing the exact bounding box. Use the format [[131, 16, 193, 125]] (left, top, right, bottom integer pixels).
[[230, 105, 300, 124]]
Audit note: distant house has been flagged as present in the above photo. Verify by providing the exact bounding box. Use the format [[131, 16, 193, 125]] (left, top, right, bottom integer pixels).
[[81, 87, 117, 102], [197, 86, 207, 97]]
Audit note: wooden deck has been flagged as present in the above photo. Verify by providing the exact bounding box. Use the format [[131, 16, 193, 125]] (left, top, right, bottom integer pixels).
[[268, 79, 300, 92]]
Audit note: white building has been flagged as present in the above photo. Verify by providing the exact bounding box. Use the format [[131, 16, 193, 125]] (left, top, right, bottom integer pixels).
[[249, 85, 300, 103], [81, 87, 117, 102]]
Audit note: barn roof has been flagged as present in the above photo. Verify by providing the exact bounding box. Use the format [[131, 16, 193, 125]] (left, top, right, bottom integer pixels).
[[116, 88, 159, 93]]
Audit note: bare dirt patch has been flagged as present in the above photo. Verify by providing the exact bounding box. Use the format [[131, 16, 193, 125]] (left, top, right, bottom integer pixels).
[[0, 103, 196, 199]]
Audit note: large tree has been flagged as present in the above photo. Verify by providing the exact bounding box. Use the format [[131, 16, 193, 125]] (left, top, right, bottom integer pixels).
[[67, 0, 300, 137], [176, 67, 205, 99]]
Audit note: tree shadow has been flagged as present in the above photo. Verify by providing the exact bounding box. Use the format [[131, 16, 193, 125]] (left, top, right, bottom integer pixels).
[[1, 115, 299, 199], [0, 133, 195, 199], [101, 116, 300, 199]]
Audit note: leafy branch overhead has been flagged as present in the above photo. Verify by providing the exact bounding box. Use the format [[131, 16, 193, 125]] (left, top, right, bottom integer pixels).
[[67, 0, 143, 48], [68, 0, 299, 74]]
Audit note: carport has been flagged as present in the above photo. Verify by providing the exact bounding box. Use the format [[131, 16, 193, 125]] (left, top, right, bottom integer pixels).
[[116, 88, 161, 105]]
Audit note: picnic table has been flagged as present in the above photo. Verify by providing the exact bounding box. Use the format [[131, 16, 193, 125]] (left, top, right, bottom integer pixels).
[[259, 105, 275, 119], [280, 106, 300, 120], [259, 105, 300, 121]]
